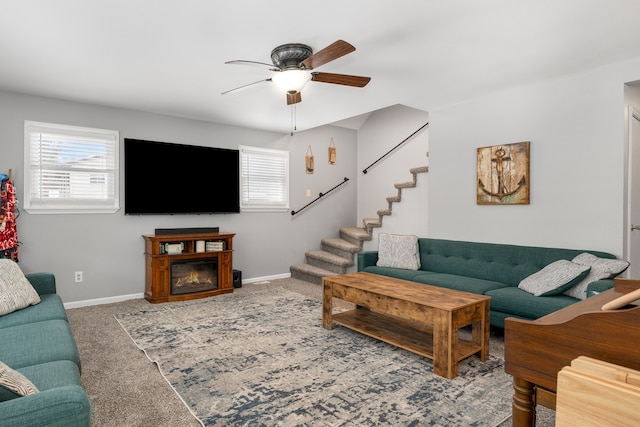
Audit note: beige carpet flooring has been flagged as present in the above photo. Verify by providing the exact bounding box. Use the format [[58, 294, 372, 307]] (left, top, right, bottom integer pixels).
[[66, 277, 555, 426]]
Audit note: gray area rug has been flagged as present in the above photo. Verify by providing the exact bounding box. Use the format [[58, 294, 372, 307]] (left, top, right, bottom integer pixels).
[[115, 287, 512, 426]]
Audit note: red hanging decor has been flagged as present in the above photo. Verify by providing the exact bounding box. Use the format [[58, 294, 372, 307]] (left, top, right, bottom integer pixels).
[[0, 172, 19, 261]]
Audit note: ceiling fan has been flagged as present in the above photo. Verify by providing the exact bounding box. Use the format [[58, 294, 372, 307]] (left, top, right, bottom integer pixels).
[[222, 40, 371, 105]]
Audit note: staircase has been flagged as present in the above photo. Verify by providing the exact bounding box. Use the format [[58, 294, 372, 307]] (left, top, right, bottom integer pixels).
[[289, 165, 429, 285]]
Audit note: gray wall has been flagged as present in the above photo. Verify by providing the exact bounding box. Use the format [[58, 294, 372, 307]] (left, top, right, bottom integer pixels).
[[0, 90, 358, 304], [424, 57, 640, 257]]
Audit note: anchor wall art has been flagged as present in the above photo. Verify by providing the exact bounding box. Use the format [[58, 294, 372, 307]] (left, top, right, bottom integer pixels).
[[477, 141, 530, 205]]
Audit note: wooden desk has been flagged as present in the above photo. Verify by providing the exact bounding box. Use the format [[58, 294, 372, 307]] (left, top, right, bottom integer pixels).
[[505, 279, 640, 426]]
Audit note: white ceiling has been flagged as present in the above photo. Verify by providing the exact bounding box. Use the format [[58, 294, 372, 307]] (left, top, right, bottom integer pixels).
[[2, 1, 640, 134]]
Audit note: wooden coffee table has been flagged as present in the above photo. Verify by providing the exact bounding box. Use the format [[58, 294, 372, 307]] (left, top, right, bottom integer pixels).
[[322, 272, 490, 379]]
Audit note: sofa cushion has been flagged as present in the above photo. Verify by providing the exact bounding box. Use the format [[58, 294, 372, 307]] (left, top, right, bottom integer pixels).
[[0, 360, 38, 401], [518, 260, 591, 296], [16, 360, 81, 393], [0, 260, 41, 316], [563, 253, 630, 300], [0, 320, 81, 371], [24, 272, 57, 296], [486, 286, 579, 319], [0, 385, 91, 427], [0, 294, 68, 330], [376, 233, 420, 270], [413, 273, 509, 295], [361, 266, 434, 282]]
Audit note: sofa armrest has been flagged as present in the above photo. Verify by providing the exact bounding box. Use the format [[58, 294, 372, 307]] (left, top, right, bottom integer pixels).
[[0, 386, 91, 427], [25, 273, 57, 296], [357, 251, 379, 271], [586, 279, 615, 298]]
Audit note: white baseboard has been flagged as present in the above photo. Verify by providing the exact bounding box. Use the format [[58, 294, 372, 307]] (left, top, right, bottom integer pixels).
[[64, 293, 144, 309], [242, 272, 291, 284], [63, 273, 292, 309]]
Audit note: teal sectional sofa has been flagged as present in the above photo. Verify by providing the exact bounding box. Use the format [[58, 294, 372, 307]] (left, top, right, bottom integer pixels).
[[0, 272, 91, 427], [358, 237, 624, 328]]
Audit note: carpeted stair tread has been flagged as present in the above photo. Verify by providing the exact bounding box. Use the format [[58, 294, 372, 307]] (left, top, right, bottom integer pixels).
[[410, 166, 429, 174], [290, 263, 337, 276], [321, 237, 362, 253], [340, 227, 372, 242], [395, 181, 416, 189], [289, 263, 337, 285], [363, 218, 382, 228], [377, 209, 391, 216], [306, 250, 352, 267]]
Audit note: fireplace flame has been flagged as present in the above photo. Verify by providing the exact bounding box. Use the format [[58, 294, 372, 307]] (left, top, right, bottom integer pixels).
[[175, 271, 214, 288]]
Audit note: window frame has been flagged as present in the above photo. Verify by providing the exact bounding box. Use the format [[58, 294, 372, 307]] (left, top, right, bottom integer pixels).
[[23, 120, 120, 214], [239, 145, 289, 212]]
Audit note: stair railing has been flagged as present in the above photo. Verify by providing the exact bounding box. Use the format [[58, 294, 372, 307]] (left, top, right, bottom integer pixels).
[[291, 177, 349, 216], [362, 122, 429, 174]]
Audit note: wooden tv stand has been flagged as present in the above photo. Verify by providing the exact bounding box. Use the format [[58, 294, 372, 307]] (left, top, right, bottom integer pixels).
[[143, 232, 235, 303]]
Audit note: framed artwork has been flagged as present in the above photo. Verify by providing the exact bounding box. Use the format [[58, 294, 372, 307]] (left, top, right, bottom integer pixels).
[[477, 141, 530, 205]]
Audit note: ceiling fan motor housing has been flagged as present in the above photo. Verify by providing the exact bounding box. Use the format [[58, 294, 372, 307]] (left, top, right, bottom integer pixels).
[[271, 43, 313, 70]]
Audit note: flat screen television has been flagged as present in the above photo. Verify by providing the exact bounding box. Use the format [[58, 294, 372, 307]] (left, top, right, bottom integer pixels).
[[124, 138, 240, 215]]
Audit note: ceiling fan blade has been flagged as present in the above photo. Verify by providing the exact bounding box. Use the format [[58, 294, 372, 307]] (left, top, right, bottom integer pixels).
[[301, 40, 355, 70], [225, 60, 275, 68], [221, 78, 272, 95], [286, 92, 302, 105], [311, 72, 371, 87]]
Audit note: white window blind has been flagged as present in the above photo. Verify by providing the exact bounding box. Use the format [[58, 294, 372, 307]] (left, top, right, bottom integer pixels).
[[239, 145, 289, 212], [24, 121, 120, 214]]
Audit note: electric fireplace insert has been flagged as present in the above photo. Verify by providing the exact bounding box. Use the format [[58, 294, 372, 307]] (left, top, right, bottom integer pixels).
[[170, 258, 218, 295]]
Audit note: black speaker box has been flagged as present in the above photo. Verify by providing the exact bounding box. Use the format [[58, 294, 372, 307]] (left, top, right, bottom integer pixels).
[[154, 227, 219, 235], [232, 270, 242, 288]]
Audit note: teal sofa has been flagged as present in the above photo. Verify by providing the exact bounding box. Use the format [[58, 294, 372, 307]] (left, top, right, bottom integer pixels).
[[358, 238, 621, 328], [0, 272, 91, 427]]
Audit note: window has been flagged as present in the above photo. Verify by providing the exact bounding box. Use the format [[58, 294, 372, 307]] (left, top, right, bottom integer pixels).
[[24, 121, 119, 214], [239, 145, 289, 212]]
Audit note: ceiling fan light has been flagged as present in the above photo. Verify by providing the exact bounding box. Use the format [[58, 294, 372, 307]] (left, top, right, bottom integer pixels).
[[272, 70, 312, 94]]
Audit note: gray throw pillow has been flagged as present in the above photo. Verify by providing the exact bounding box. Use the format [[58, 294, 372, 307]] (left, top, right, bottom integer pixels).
[[0, 360, 39, 401], [376, 233, 420, 270], [518, 259, 591, 297], [0, 259, 41, 316], [563, 253, 630, 300]]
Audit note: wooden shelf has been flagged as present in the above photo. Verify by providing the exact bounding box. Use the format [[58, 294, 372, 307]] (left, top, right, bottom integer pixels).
[[143, 232, 235, 303], [332, 308, 481, 362]]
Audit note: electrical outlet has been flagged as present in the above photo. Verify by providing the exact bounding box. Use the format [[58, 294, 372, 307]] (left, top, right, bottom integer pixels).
[[306, 189, 311, 197], [74, 271, 83, 283]]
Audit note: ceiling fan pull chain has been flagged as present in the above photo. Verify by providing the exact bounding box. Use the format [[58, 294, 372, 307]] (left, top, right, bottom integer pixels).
[[290, 103, 298, 136]]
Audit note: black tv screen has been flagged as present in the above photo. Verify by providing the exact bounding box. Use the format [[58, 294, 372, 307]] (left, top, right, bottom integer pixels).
[[124, 138, 240, 215]]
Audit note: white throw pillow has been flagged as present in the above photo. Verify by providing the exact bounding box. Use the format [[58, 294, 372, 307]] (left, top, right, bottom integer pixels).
[[518, 259, 591, 297], [376, 233, 421, 270], [564, 253, 630, 300], [0, 360, 39, 400], [0, 259, 41, 316]]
